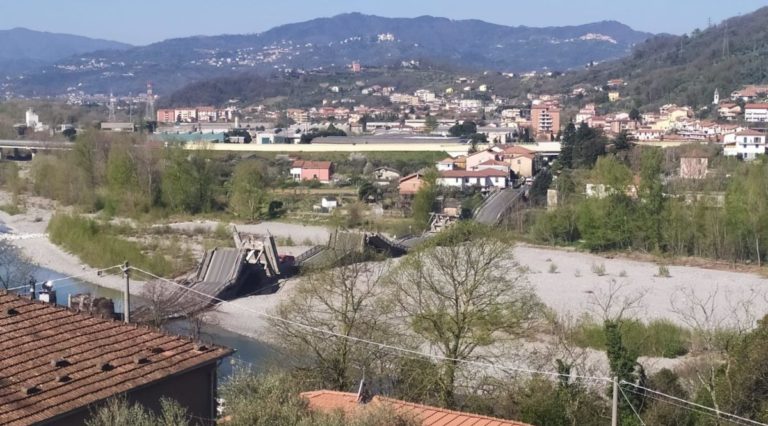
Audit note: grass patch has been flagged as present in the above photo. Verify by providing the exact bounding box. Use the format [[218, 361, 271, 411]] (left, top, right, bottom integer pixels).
[[568, 317, 691, 358], [47, 213, 183, 277], [0, 203, 24, 216]]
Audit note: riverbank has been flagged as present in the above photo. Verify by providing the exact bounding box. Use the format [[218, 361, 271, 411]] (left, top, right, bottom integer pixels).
[[0, 194, 143, 294], [3, 193, 767, 347]]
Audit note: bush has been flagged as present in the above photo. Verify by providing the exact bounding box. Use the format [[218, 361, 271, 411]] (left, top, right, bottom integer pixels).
[[548, 263, 559, 274], [47, 214, 174, 276], [569, 318, 690, 358], [656, 264, 671, 278], [591, 262, 607, 276]]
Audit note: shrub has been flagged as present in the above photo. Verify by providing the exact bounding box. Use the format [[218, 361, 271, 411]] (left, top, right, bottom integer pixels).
[[618, 270, 628, 277], [656, 264, 671, 278], [569, 318, 690, 358], [548, 263, 559, 274], [591, 262, 607, 276], [47, 214, 173, 276]]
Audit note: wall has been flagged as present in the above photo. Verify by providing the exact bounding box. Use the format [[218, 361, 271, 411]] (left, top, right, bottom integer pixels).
[[47, 363, 219, 426]]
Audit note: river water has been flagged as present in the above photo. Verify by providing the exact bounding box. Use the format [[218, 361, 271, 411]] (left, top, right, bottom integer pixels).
[[17, 265, 279, 379]]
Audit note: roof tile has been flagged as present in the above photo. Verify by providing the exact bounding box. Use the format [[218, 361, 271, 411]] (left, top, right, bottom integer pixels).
[[0, 292, 232, 425]]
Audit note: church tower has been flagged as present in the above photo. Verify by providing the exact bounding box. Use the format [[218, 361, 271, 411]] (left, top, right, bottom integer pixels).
[[713, 88, 720, 105]]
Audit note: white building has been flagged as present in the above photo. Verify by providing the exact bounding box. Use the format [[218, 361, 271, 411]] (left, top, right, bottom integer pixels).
[[459, 99, 483, 111], [744, 104, 768, 123], [320, 197, 339, 211], [437, 169, 508, 190], [414, 89, 436, 103], [723, 130, 766, 160], [24, 108, 48, 131]]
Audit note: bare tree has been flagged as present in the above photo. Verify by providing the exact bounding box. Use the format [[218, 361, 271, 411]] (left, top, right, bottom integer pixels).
[[671, 286, 759, 416], [0, 241, 35, 291], [138, 279, 177, 328], [386, 237, 540, 407], [588, 279, 648, 323], [269, 251, 397, 391]]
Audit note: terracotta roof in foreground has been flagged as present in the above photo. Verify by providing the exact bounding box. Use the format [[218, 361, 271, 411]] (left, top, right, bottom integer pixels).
[[302, 390, 532, 426], [0, 292, 232, 426]]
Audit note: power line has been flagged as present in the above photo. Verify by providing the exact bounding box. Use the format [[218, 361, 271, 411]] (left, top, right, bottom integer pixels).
[[619, 384, 645, 426], [128, 266, 613, 384], [621, 381, 766, 426], [621, 386, 753, 426], [5, 265, 125, 292]]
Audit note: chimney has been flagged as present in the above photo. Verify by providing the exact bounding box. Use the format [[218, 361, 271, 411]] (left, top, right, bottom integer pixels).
[[28, 278, 35, 300]]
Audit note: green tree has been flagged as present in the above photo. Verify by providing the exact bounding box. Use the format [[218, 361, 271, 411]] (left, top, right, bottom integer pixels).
[[529, 169, 553, 205], [62, 127, 77, 141], [411, 168, 438, 231], [725, 162, 768, 265], [559, 122, 576, 168], [161, 148, 217, 214], [229, 160, 268, 221], [629, 108, 641, 122], [636, 148, 665, 251], [358, 181, 378, 202], [424, 115, 438, 133], [573, 123, 606, 168], [592, 155, 632, 193], [613, 130, 631, 151], [270, 254, 396, 391], [387, 229, 540, 407]]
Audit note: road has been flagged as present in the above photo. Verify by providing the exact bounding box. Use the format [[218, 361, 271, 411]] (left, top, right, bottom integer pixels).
[[473, 187, 526, 225], [0, 140, 74, 150]]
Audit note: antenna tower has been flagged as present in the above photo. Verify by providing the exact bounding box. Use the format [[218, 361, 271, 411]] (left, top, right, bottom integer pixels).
[[107, 92, 117, 122], [144, 82, 155, 121]]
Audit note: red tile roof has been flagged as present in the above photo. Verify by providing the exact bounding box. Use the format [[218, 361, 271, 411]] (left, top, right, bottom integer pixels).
[[441, 169, 508, 178], [291, 160, 333, 169], [736, 129, 765, 137], [0, 292, 232, 426], [477, 159, 509, 166], [399, 173, 423, 183], [302, 390, 531, 426], [745, 103, 768, 109]]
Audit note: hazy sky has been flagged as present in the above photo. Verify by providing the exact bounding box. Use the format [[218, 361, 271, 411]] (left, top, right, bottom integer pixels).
[[1, 0, 765, 45]]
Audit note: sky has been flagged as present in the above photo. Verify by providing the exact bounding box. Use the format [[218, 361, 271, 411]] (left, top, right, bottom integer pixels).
[[0, 0, 765, 45]]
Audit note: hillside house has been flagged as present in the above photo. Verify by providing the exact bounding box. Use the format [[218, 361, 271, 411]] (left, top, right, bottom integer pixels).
[[372, 167, 401, 183], [465, 150, 498, 170], [680, 156, 709, 179], [436, 157, 456, 171], [438, 169, 508, 190], [744, 104, 768, 122], [718, 103, 742, 121], [723, 130, 766, 160], [0, 292, 232, 425], [398, 173, 424, 196], [497, 145, 537, 177], [291, 160, 333, 183]]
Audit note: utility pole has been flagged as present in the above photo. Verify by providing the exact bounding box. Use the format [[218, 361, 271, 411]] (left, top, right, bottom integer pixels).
[[611, 376, 619, 426], [122, 261, 131, 323]]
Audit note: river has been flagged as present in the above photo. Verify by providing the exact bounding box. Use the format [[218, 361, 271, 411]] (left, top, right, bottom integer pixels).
[[18, 265, 280, 379]]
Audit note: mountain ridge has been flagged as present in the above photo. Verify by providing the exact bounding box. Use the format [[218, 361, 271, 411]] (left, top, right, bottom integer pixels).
[[1, 14, 652, 96], [0, 27, 131, 75]]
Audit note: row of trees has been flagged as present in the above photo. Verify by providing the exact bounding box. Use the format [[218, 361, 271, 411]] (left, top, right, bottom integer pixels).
[[29, 133, 272, 221], [534, 146, 768, 264]]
